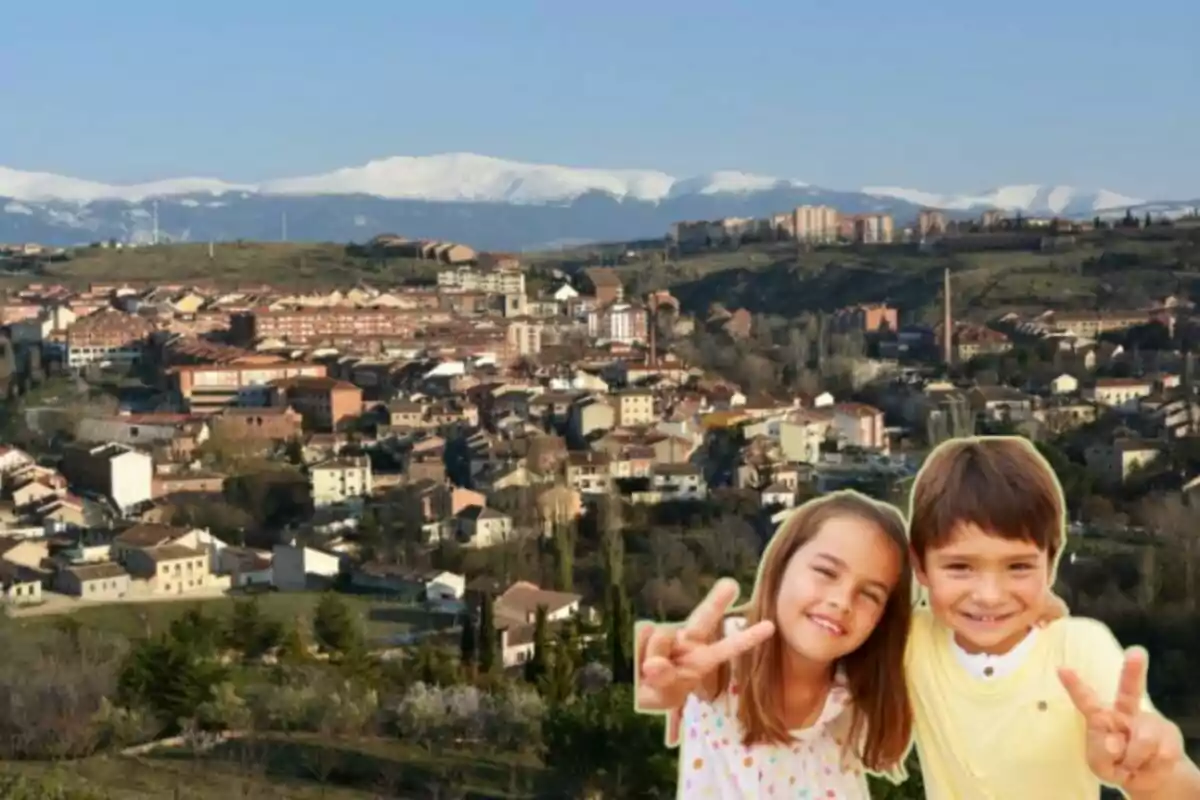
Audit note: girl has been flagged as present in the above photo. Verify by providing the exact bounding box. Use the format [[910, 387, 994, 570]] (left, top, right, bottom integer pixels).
[[637, 490, 913, 798]]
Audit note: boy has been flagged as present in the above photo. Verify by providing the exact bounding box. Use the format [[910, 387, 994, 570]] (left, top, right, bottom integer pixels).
[[638, 436, 1200, 798], [900, 435, 1198, 798]]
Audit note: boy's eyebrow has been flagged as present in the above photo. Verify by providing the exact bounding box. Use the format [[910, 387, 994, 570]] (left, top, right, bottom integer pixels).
[[930, 550, 1043, 562], [813, 552, 892, 592]]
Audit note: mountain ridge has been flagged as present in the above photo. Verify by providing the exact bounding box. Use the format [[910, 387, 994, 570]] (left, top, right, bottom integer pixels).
[[1, 153, 1194, 251], [0, 153, 1151, 213]]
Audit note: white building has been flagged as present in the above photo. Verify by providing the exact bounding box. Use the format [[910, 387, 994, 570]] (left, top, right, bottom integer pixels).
[[309, 457, 374, 508], [61, 442, 153, 513], [271, 544, 343, 591]]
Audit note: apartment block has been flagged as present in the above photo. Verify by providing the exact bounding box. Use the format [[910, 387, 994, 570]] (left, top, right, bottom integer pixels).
[[230, 307, 452, 345], [437, 264, 525, 295], [65, 309, 156, 369], [772, 205, 840, 243], [169, 362, 328, 414]]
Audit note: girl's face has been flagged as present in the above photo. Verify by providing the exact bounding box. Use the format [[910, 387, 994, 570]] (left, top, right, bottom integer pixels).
[[774, 515, 902, 665]]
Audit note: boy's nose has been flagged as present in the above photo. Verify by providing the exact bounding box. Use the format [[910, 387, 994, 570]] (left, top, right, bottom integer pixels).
[[972, 576, 1006, 604]]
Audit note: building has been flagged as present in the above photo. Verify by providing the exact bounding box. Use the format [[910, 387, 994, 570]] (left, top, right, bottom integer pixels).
[[455, 505, 514, 547], [210, 406, 304, 442], [437, 262, 525, 295], [309, 457, 374, 508], [505, 319, 543, 358], [269, 376, 363, 432], [60, 442, 153, 513], [1088, 378, 1154, 411], [230, 306, 450, 345], [917, 209, 948, 239], [587, 303, 647, 344], [581, 268, 624, 307], [54, 563, 131, 600], [612, 389, 656, 427], [832, 303, 898, 334], [65, 310, 156, 369], [493, 581, 584, 666], [169, 362, 328, 414], [832, 403, 888, 453], [772, 205, 840, 243], [271, 544, 343, 591], [650, 463, 708, 502], [850, 213, 895, 244], [1084, 439, 1164, 487]]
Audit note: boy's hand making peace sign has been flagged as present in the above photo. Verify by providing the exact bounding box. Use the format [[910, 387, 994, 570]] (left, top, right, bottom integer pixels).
[[1057, 647, 1185, 795]]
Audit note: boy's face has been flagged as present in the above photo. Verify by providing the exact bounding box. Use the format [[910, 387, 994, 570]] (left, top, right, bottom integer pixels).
[[914, 521, 1052, 655]]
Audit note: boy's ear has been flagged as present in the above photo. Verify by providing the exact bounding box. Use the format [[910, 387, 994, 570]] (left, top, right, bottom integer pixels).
[[910, 546, 930, 588]]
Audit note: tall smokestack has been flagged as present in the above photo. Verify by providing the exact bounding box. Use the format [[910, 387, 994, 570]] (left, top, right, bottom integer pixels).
[[943, 267, 953, 365], [647, 294, 658, 368]]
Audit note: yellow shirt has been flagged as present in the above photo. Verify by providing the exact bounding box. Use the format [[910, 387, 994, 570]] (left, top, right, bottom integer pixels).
[[905, 608, 1152, 800]]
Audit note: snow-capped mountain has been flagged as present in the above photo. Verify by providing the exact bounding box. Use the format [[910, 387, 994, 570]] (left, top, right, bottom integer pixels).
[[862, 184, 1146, 218], [0, 153, 1189, 250]]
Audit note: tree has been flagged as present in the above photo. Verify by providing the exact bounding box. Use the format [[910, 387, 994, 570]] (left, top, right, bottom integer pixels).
[[459, 608, 478, 672], [552, 519, 575, 592], [1137, 492, 1200, 611], [524, 605, 549, 684], [225, 598, 284, 661], [478, 595, 498, 674], [118, 635, 227, 731], [541, 684, 676, 798], [607, 584, 633, 684], [311, 593, 363, 656]]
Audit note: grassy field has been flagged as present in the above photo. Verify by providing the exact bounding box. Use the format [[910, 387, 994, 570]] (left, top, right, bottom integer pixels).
[[2, 734, 542, 799], [15, 591, 456, 644], [11, 242, 444, 289]]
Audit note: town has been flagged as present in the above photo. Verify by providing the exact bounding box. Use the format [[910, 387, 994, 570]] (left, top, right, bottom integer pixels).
[[0, 200, 1198, 798]]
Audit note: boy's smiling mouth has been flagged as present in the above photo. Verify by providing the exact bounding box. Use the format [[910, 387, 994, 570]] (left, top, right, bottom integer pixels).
[[959, 610, 1016, 625]]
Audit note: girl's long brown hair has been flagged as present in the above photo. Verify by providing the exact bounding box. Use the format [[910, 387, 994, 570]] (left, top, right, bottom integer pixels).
[[717, 490, 913, 772]]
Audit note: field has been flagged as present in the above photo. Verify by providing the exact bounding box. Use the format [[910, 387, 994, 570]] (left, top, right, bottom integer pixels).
[[2, 735, 541, 799], [6, 242, 444, 288], [13, 591, 456, 644]]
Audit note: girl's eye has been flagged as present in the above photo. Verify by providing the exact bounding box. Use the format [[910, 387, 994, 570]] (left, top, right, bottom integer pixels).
[[814, 566, 836, 578], [861, 590, 884, 605]]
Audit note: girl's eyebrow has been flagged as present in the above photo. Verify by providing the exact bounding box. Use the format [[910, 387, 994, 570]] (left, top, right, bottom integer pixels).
[[814, 552, 892, 593]]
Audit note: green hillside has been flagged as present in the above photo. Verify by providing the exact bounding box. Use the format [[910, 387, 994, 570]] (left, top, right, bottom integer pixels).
[[535, 225, 1200, 323]]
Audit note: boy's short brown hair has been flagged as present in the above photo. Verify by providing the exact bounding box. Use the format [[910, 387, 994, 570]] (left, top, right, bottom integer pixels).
[[909, 436, 1065, 564]]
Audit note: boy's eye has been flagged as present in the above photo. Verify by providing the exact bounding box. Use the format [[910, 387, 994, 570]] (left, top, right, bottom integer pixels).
[[1009, 563, 1035, 572], [944, 563, 971, 572]]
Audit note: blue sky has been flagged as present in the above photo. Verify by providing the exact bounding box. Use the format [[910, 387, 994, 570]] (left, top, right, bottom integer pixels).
[[3, 0, 1197, 199]]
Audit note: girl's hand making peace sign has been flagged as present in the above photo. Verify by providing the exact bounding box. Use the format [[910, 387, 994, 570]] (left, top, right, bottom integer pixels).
[[635, 578, 774, 725], [1057, 647, 1185, 794]]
